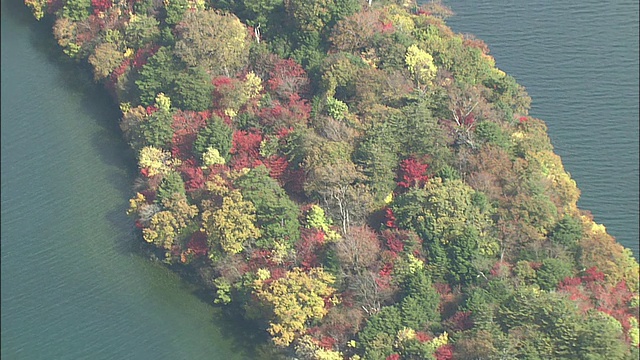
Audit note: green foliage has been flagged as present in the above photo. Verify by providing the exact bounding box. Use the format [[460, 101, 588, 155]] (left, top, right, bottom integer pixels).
[[125, 14, 161, 48], [238, 0, 288, 41], [327, 0, 360, 23], [391, 178, 498, 283], [235, 166, 300, 249], [498, 287, 584, 357], [174, 9, 250, 76], [61, 0, 91, 21], [291, 33, 327, 77], [136, 47, 184, 106], [214, 277, 232, 304], [241, 0, 284, 20], [164, 0, 190, 25], [285, 0, 334, 35], [506, 324, 555, 359], [156, 28, 174, 47], [171, 66, 214, 111], [103, 29, 124, 46], [353, 125, 398, 203], [325, 96, 349, 120], [399, 269, 440, 330], [535, 258, 574, 291], [549, 215, 583, 247], [397, 99, 450, 163], [474, 120, 510, 149], [193, 116, 233, 162], [132, 0, 157, 16], [356, 270, 441, 358], [446, 226, 481, 284], [578, 311, 627, 360], [138, 105, 174, 149], [435, 164, 460, 181], [358, 305, 403, 359], [156, 171, 186, 204]]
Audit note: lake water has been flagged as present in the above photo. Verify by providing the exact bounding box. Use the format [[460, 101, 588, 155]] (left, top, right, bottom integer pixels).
[[1, 0, 637, 358], [444, 0, 639, 257], [1, 1, 256, 358]]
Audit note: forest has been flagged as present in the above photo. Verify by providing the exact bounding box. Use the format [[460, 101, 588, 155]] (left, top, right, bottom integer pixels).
[[24, 0, 639, 358]]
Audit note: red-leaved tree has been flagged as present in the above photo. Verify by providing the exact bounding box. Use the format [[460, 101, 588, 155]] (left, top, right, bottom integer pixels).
[[296, 229, 325, 270], [558, 267, 637, 342], [229, 129, 264, 170], [397, 157, 429, 189], [91, 0, 112, 13], [267, 58, 309, 100]]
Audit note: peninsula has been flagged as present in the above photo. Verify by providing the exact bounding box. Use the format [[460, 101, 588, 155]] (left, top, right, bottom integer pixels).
[[25, 0, 640, 358]]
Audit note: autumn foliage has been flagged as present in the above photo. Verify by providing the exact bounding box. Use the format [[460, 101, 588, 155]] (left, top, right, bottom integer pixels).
[[32, 1, 639, 358]]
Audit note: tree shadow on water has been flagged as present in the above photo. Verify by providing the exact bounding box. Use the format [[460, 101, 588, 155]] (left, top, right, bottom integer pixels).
[[5, 0, 66, 62], [9, 3, 290, 358], [180, 273, 286, 360], [10, 0, 141, 254]]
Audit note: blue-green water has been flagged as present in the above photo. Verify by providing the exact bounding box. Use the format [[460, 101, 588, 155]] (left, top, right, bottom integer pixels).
[[1, 0, 638, 358], [444, 0, 639, 257], [1, 1, 254, 358]]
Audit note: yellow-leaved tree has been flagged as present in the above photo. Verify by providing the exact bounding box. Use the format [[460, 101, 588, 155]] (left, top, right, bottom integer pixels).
[[142, 193, 198, 253], [201, 190, 261, 254], [405, 44, 437, 88], [138, 146, 176, 176], [254, 267, 337, 346]]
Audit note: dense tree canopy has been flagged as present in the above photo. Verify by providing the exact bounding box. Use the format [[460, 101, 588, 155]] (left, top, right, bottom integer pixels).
[[31, 0, 639, 358], [174, 9, 251, 76]]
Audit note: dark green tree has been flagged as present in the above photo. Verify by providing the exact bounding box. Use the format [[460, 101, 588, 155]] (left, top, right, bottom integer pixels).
[[498, 287, 584, 357], [549, 215, 583, 247], [193, 116, 233, 162], [578, 310, 628, 360], [171, 66, 214, 111], [399, 269, 440, 330], [353, 123, 399, 203], [397, 99, 451, 169], [535, 258, 574, 291], [61, 0, 91, 21], [358, 305, 403, 359], [138, 107, 174, 149], [136, 47, 184, 106], [235, 166, 300, 249], [164, 0, 190, 25], [446, 226, 481, 284], [156, 171, 186, 204], [125, 14, 161, 48], [474, 121, 510, 149]]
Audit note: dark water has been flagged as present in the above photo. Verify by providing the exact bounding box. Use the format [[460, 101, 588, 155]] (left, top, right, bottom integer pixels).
[[444, 0, 639, 257], [1, 1, 637, 359], [1, 1, 254, 358]]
